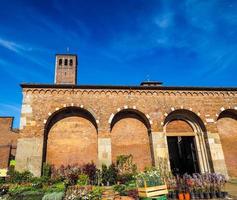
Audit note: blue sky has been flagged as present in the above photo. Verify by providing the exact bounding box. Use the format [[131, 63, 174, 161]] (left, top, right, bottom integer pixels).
[[0, 0, 236, 127]]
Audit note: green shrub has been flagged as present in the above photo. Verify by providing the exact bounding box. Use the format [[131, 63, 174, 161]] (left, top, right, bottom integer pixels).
[[90, 186, 103, 200], [42, 163, 51, 179], [42, 192, 64, 200], [77, 174, 89, 186], [44, 182, 66, 193], [9, 190, 44, 200], [113, 184, 127, 196], [7, 170, 33, 184], [82, 162, 97, 185], [101, 164, 118, 186]]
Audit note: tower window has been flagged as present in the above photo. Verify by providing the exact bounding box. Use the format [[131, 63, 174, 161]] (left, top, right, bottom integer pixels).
[[69, 59, 73, 66], [59, 59, 62, 66], [64, 59, 68, 66]]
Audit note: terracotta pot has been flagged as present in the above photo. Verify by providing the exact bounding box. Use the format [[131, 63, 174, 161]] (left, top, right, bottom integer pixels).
[[184, 192, 190, 200], [178, 193, 185, 200]]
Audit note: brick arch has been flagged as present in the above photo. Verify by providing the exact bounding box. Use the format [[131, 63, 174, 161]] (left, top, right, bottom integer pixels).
[[163, 109, 206, 133], [109, 108, 154, 170], [42, 106, 98, 168], [109, 108, 152, 131], [163, 109, 213, 173], [217, 109, 237, 177]]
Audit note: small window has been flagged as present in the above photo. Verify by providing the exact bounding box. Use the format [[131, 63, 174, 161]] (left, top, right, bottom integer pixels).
[[64, 59, 68, 66], [59, 59, 62, 66], [69, 59, 73, 66]]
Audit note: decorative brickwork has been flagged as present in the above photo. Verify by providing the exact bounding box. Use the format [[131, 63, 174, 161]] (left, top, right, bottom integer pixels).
[[14, 84, 237, 177]]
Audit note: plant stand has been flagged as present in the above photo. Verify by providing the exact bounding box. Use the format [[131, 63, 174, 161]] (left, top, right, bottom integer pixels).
[[138, 185, 168, 198]]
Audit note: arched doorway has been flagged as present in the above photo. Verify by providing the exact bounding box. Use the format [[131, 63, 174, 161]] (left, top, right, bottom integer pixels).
[[164, 109, 211, 175], [217, 109, 237, 178], [43, 107, 98, 168], [110, 109, 153, 171]]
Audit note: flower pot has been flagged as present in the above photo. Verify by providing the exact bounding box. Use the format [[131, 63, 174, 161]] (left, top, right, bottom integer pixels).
[[178, 193, 185, 200], [190, 192, 195, 199], [204, 192, 210, 199], [216, 191, 222, 198], [222, 191, 228, 198], [185, 192, 190, 200], [209, 191, 216, 199], [199, 192, 204, 199], [169, 191, 176, 199], [194, 192, 199, 199]]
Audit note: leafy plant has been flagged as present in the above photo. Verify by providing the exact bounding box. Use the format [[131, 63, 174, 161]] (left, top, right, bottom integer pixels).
[[77, 174, 89, 186], [7, 170, 33, 184], [44, 182, 66, 193], [116, 155, 137, 175], [82, 162, 97, 185], [101, 163, 118, 186], [113, 184, 127, 195], [42, 163, 51, 179], [136, 169, 164, 187]]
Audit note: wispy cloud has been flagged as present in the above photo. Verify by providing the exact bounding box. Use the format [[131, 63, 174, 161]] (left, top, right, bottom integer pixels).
[[0, 37, 52, 72], [0, 38, 32, 53]]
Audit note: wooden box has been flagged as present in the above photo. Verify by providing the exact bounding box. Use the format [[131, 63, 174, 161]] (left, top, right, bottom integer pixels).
[[138, 185, 168, 198]]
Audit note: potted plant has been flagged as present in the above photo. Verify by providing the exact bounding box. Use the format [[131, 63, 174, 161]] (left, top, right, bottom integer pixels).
[[136, 169, 168, 198]]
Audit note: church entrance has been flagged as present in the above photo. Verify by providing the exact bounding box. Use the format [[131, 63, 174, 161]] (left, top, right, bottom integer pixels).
[[167, 136, 200, 175]]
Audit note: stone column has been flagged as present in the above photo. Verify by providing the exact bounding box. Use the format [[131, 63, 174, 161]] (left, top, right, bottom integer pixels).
[[98, 138, 112, 167], [15, 137, 43, 177], [151, 132, 169, 167], [207, 132, 228, 178]]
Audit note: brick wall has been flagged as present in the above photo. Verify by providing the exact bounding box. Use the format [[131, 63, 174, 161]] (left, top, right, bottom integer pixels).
[[0, 117, 19, 168], [166, 120, 193, 132], [47, 116, 97, 167], [16, 86, 237, 177], [217, 117, 237, 178], [111, 117, 152, 171]]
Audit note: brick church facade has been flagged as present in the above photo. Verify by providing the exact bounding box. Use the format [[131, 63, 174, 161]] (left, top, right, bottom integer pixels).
[[1, 54, 237, 178]]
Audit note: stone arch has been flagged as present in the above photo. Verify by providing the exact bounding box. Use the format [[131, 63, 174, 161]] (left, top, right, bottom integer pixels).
[[43, 106, 98, 169], [163, 109, 212, 174], [217, 109, 237, 178], [109, 108, 154, 170]]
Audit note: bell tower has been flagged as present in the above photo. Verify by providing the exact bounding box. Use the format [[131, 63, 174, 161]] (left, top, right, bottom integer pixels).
[[55, 54, 77, 85]]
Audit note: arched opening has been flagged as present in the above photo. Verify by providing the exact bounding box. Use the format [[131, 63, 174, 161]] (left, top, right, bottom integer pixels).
[[164, 109, 211, 175], [110, 109, 153, 171], [217, 109, 237, 178], [43, 107, 98, 168]]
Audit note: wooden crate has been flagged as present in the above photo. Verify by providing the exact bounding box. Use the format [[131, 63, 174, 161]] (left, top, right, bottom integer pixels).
[[138, 185, 168, 198]]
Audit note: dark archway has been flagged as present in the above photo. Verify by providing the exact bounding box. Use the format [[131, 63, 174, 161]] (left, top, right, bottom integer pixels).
[[110, 109, 154, 170], [164, 109, 213, 175], [42, 106, 98, 171]]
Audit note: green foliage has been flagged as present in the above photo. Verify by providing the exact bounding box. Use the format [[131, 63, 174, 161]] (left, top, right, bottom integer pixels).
[[64, 185, 102, 200], [113, 184, 127, 196], [42, 163, 51, 179], [90, 186, 103, 200], [9, 160, 16, 167], [7, 170, 33, 184], [101, 164, 118, 186], [77, 174, 89, 186], [116, 155, 137, 184], [136, 170, 164, 187], [42, 192, 64, 200], [44, 182, 66, 193], [9, 190, 44, 200], [116, 154, 137, 175], [0, 177, 5, 185], [82, 162, 97, 185]]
